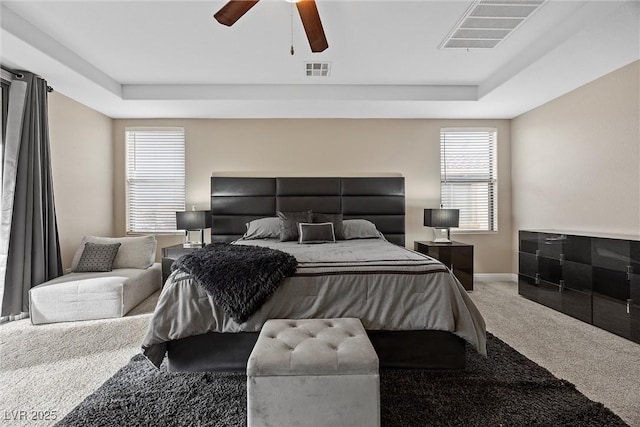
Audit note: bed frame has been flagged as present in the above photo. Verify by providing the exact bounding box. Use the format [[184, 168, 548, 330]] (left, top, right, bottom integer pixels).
[[166, 176, 465, 371]]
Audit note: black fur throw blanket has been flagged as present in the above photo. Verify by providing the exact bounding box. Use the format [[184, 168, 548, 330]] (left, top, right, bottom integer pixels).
[[170, 243, 298, 324]]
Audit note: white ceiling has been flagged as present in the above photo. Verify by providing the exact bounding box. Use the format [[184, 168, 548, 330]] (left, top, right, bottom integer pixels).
[[1, 0, 638, 119]]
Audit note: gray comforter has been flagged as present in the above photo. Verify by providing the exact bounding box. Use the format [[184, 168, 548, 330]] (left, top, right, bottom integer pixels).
[[142, 238, 487, 367]]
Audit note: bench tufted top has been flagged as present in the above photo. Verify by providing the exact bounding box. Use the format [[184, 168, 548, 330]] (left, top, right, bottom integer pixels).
[[247, 318, 379, 377]]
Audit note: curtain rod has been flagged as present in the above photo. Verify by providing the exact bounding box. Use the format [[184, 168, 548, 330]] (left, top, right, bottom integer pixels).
[[1, 66, 54, 92]]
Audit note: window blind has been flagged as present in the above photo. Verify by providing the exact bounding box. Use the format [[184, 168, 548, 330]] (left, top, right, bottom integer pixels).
[[440, 128, 497, 232], [126, 129, 185, 233]]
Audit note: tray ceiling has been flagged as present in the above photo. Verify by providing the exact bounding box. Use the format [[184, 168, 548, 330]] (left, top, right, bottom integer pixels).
[[1, 0, 638, 119]]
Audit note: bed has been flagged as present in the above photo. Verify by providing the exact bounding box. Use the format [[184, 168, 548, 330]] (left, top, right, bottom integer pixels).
[[142, 176, 486, 371]]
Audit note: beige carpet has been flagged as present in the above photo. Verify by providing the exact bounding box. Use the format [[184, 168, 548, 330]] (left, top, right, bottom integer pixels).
[[1, 281, 639, 427], [0, 292, 160, 427], [470, 280, 640, 427]]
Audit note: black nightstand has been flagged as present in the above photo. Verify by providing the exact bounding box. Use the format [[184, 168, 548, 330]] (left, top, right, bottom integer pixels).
[[414, 241, 474, 291], [161, 244, 201, 284]]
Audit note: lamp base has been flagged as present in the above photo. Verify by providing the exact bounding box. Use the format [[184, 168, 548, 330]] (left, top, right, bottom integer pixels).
[[183, 242, 204, 248], [433, 228, 452, 244], [183, 229, 206, 248]]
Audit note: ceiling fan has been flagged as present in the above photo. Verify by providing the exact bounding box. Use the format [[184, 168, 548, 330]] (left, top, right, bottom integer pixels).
[[214, 0, 329, 53]]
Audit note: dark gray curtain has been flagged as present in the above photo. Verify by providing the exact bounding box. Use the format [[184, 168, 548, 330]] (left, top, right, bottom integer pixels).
[[1, 80, 8, 144], [0, 71, 62, 317]]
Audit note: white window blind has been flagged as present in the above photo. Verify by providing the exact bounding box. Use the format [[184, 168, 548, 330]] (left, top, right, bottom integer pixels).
[[126, 128, 185, 233], [440, 128, 497, 232]]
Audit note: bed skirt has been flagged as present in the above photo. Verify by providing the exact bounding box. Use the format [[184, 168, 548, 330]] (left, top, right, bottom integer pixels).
[[166, 329, 466, 372]]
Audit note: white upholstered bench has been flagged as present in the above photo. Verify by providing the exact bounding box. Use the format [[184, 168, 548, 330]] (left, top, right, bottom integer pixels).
[[247, 318, 380, 427]]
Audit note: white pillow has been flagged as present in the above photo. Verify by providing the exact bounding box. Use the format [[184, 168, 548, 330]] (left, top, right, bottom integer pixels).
[[243, 217, 281, 240], [342, 219, 383, 240], [71, 235, 157, 270]]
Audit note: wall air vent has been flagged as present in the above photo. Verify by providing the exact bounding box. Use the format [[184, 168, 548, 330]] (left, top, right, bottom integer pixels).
[[440, 0, 547, 49], [305, 62, 331, 77]]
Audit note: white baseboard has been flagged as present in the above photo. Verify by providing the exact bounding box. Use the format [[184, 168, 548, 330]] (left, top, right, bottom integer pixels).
[[474, 273, 517, 283]]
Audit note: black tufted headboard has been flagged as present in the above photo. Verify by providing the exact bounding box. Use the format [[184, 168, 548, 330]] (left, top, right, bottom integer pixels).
[[210, 176, 405, 246]]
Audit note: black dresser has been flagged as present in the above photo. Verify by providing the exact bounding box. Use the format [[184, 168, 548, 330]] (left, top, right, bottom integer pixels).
[[518, 230, 639, 343]]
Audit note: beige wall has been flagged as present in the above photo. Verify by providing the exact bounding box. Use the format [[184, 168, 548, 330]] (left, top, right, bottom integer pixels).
[[46, 61, 640, 276], [511, 60, 640, 271], [113, 119, 512, 274], [48, 92, 114, 269]]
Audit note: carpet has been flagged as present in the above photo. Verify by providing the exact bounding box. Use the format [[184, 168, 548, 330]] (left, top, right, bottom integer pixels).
[[55, 333, 627, 427]]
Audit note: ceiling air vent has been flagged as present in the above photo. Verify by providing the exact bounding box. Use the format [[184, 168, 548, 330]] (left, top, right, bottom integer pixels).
[[440, 0, 547, 49], [305, 62, 331, 77]]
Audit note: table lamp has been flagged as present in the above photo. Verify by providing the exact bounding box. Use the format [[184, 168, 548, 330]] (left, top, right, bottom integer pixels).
[[176, 210, 212, 247], [424, 209, 459, 243]]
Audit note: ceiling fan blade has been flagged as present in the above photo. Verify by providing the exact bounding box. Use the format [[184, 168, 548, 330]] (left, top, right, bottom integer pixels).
[[214, 0, 260, 26], [296, 0, 328, 53]]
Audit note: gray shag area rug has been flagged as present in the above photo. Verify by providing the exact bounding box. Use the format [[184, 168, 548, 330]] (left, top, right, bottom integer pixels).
[[55, 333, 627, 427]]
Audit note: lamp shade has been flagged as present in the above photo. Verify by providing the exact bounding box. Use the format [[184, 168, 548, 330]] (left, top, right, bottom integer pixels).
[[176, 210, 212, 231], [424, 209, 459, 228]]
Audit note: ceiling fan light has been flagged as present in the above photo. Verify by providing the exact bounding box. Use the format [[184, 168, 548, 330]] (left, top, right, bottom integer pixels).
[[215, 0, 328, 52]]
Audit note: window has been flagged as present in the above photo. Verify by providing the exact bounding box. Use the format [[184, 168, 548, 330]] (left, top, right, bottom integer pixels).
[[440, 128, 497, 232], [126, 128, 185, 233]]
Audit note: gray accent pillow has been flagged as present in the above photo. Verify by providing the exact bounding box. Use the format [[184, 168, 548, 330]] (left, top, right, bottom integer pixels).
[[298, 222, 336, 244], [277, 211, 312, 242], [73, 242, 121, 272], [312, 213, 345, 240], [343, 219, 383, 240], [243, 217, 281, 240]]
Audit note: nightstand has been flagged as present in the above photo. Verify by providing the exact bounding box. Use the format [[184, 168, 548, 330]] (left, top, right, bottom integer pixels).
[[161, 244, 201, 284], [414, 241, 474, 291]]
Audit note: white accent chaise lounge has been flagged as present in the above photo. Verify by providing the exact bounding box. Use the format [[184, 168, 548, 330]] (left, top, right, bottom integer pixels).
[[29, 235, 161, 325]]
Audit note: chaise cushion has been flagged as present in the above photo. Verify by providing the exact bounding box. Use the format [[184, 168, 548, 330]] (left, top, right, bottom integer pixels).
[[29, 263, 161, 325], [71, 235, 156, 270]]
